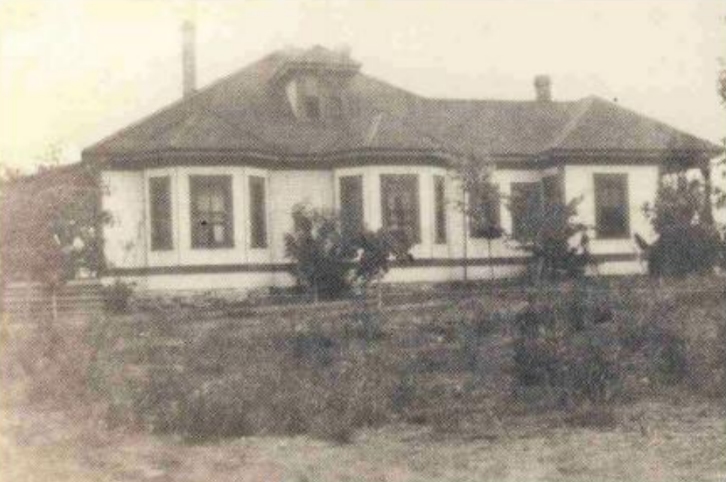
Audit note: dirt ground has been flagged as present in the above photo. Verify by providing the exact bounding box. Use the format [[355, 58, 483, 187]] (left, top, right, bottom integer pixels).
[[2, 400, 724, 482]]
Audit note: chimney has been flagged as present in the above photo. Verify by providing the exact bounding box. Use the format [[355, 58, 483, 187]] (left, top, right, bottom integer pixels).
[[182, 20, 196, 97], [534, 75, 552, 102]]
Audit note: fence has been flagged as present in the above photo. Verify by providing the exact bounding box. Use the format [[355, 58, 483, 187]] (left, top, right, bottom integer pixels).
[[1, 280, 104, 324]]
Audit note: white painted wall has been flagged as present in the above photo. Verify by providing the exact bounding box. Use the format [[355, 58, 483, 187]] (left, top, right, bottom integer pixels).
[[101, 170, 146, 269], [269, 169, 335, 261], [102, 161, 660, 293]]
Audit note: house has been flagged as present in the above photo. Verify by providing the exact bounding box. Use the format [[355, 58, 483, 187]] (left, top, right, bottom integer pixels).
[[83, 33, 722, 293]]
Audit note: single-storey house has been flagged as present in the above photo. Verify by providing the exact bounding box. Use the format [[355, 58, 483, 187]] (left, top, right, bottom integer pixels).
[[83, 37, 722, 293]]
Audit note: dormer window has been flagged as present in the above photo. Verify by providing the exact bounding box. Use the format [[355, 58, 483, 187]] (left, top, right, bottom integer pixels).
[[275, 47, 360, 122], [304, 95, 321, 120]]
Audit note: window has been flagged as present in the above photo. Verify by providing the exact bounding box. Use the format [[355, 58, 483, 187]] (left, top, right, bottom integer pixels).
[[249, 176, 268, 248], [594, 173, 630, 239], [470, 185, 501, 238], [304, 95, 321, 120], [339, 175, 364, 240], [542, 174, 563, 208], [190, 176, 233, 249], [434, 175, 447, 244], [149, 177, 173, 251], [510, 182, 543, 240], [381, 174, 420, 244]]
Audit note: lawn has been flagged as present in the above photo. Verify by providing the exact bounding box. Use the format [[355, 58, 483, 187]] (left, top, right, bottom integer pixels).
[[2, 398, 725, 482], [1, 277, 725, 481]]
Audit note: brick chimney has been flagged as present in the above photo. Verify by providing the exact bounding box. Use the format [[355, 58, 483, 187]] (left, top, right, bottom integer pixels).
[[534, 75, 552, 102], [182, 20, 196, 97]]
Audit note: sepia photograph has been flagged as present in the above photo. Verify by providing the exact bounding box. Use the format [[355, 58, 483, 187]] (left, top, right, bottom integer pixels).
[[1, 0, 725, 480]]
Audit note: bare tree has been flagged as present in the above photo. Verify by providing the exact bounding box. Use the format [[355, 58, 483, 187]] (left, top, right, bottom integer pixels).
[[450, 150, 503, 281]]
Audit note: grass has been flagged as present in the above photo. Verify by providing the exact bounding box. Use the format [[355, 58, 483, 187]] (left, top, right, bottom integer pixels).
[[1, 399, 724, 482], [1, 275, 726, 480]]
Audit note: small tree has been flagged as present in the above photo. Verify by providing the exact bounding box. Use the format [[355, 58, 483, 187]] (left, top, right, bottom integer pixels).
[[284, 205, 412, 301], [642, 173, 724, 277], [451, 151, 503, 280], [509, 194, 590, 282], [0, 163, 109, 320], [284, 206, 352, 300]]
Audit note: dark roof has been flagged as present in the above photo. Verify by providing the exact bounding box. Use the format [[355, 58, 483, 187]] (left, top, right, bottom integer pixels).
[[84, 46, 722, 165]]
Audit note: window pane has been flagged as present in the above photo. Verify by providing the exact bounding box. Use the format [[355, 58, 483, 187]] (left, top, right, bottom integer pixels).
[[149, 177, 173, 251], [542, 174, 563, 208], [305, 96, 320, 120], [190, 176, 233, 249], [511, 182, 542, 240], [340, 175, 364, 240], [381, 174, 420, 244], [594, 174, 629, 238], [249, 176, 267, 248], [470, 185, 501, 238], [434, 175, 447, 244]]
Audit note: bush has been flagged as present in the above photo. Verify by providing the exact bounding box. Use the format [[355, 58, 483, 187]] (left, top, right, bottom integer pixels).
[[284, 204, 412, 300], [643, 173, 724, 277], [647, 224, 723, 277], [103, 279, 134, 313], [512, 292, 621, 407]]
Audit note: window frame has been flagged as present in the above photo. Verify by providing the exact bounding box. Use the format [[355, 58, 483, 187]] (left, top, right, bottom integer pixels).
[[594, 173, 630, 239], [189, 175, 234, 250], [149, 176, 173, 251], [380, 174, 421, 244], [249, 175, 268, 249]]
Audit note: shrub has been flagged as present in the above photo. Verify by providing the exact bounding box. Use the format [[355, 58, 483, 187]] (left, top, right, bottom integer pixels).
[[284, 204, 412, 301], [509, 195, 592, 282], [649, 330, 688, 386], [643, 173, 724, 277], [512, 292, 621, 407], [103, 279, 134, 313]]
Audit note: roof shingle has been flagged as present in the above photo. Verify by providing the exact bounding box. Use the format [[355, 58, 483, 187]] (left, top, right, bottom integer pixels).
[[84, 47, 722, 164]]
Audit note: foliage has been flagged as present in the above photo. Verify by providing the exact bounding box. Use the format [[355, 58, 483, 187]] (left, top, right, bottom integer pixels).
[[284, 206, 352, 299], [643, 173, 724, 276], [0, 163, 108, 286], [452, 151, 503, 239], [509, 195, 591, 281], [102, 279, 135, 313], [284, 205, 411, 300], [512, 287, 621, 407]]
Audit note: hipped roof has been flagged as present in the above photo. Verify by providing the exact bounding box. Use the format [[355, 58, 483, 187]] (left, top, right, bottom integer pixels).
[[84, 47, 722, 166]]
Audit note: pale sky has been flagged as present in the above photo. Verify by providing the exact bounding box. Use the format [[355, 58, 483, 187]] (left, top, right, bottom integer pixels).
[[1, 0, 725, 172]]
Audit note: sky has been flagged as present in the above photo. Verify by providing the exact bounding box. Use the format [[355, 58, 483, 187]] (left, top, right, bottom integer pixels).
[[1, 0, 725, 173]]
